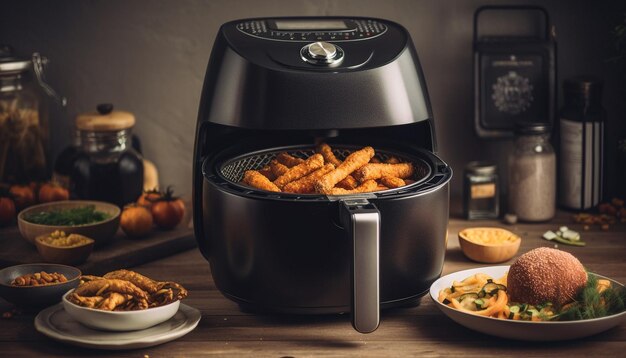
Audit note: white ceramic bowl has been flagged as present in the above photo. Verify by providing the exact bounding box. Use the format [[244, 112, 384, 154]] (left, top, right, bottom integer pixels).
[[62, 290, 180, 331]]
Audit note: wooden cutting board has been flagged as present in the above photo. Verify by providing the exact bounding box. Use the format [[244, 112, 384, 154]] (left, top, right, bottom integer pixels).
[[0, 226, 197, 276]]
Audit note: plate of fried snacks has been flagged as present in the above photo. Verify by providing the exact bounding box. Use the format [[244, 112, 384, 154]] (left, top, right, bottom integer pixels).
[[239, 143, 424, 195], [430, 248, 626, 341], [35, 269, 200, 350]]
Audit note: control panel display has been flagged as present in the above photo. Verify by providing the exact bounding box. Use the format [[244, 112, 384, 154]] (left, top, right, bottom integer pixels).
[[236, 18, 387, 42]]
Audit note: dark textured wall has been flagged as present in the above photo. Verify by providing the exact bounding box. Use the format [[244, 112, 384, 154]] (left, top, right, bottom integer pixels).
[[2, 0, 625, 210]]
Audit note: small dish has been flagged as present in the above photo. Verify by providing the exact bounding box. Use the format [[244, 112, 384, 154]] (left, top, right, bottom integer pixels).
[[62, 290, 181, 331], [458, 227, 521, 263], [35, 233, 95, 265], [18, 200, 120, 246], [0, 263, 81, 309], [430, 266, 626, 341], [35, 302, 201, 350]]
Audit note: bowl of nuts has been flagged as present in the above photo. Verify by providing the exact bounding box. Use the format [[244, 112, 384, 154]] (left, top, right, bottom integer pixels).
[[0, 263, 81, 309], [35, 231, 95, 265]]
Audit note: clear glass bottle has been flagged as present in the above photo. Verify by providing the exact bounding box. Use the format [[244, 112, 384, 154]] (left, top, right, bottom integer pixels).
[[508, 122, 556, 221], [70, 104, 144, 207], [0, 47, 65, 183], [463, 161, 499, 220]]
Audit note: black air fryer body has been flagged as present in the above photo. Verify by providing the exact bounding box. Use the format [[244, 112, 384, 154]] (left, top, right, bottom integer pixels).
[[193, 17, 452, 333]]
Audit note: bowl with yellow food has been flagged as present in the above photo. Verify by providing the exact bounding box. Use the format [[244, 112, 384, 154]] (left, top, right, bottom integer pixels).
[[35, 231, 95, 265], [458, 227, 521, 263]]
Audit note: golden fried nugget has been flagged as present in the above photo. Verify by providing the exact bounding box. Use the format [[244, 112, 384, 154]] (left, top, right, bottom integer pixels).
[[315, 146, 375, 194], [380, 176, 405, 188], [336, 175, 358, 190], [385, 156, 400, 164], [283, 163, 335, 193], [97, 292, 128, 311], [316, 143, 342, 166], [274, 153, 324, 188], [104, 269, 159, 294], [376, 185, 389, 191], [329, 179, 378, 195], [370, 157, 381, 163], [243, 170, 281, 192], [258, 166, 276, 181], [269, 160, 289, 177], [276, 152, 305, 168], [353, 162, 414, 181], [73, 278, 149, 300]]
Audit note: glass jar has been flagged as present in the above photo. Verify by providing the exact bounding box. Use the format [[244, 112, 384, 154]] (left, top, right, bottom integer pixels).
[[508, 122, 556, 221], [0, 47, 65, 183], [463, 161, 499, 220], [70, 104, 144, 207]]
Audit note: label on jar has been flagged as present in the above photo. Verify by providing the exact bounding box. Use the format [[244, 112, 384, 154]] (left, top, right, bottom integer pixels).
[[559, 118, 603, 209], [471, 183, 496, 199]]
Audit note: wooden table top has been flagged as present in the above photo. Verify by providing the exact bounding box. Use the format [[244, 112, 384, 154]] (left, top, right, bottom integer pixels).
[[1, 210, 625, 357]]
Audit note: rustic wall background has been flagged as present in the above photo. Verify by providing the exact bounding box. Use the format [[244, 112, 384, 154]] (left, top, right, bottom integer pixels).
[[2, 0, 625, 213]]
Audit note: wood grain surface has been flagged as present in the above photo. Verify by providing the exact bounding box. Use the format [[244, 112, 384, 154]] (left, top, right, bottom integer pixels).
[[1, 210, 624, 357]]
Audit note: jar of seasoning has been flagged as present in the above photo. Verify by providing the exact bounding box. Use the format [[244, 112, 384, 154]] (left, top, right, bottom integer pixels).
[[508, 122, 556, 221], [70, 104, 144, 207], [0, 46, 66, 183], [463, 161, 499, 220]]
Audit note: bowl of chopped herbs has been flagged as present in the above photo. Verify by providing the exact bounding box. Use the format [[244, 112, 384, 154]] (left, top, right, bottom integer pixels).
[[18, 201, 120, 247]]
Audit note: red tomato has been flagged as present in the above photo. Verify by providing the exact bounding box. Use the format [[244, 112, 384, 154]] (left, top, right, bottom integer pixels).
[[38, 182, 69, 203], [0, 197, 16, 226], [9, 184, 36, 210], [150, 187, 185, 230], [137, 189, 162, 209]]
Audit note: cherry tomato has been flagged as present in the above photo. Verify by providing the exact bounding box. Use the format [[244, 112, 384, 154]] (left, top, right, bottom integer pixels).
[[137, 189, 162, 209], [0, 197, 16, 226], [151, 187, 185, 230], [120, 205, 154, 237], [38, 182, 69, 203], [9, 184, 36, 210]]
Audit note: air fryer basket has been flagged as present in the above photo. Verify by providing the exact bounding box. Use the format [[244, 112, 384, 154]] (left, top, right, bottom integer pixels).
[[216, 144, 432, 197]]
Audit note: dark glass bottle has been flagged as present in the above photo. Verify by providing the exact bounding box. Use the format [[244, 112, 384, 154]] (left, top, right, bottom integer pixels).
[[70, 105, 144, 207], [53, 129, 80, 190], [559, 77, 605, 210]]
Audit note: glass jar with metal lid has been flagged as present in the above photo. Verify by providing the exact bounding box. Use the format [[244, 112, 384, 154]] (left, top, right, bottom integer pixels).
[[70, 104, 144, 207], [463, 161, 500, 220], [0, 46, 65, 183], [508, 122, 556, 222]]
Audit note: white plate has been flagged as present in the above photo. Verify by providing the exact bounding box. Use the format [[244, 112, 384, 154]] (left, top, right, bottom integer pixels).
[[34, 302, 201, 350], [429, 266, 626, 341]]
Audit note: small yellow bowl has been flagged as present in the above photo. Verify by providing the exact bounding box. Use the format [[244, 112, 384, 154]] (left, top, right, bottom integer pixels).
[[458, 227, 521, 263], [35, 233, 95, 265]]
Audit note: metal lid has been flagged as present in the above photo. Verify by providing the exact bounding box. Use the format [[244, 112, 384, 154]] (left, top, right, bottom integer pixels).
[[465, 161, 497, 176], [0, 45, 31, 74], [514, 121, 551, 135], [76, 104, 135, 132]]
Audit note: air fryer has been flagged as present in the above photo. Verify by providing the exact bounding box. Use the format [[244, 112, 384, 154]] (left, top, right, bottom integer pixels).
[[193, 17, 452, 333]]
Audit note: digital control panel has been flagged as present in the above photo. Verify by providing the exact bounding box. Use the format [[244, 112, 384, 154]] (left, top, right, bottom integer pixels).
[[236, 19, 387, 42]]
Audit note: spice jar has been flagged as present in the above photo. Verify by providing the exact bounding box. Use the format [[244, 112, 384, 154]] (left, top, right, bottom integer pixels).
[[0, 47, 66, 183], [508, 122, 556, 221], [70, 104, 144, 207], [463, 161, 499, 220]]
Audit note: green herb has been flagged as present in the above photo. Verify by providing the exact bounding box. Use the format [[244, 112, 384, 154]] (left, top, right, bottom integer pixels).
[[557, 274, 626, 321], [24, 205, 110, 226]]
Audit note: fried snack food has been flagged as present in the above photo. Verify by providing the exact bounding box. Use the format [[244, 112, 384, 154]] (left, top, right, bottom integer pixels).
[[315, 146, 375, 194], [385, 156, 400, 164], [11, 271, 68, 286], [68, 270, 188, 311], [336, 175, 359, 190], [243, 170, 281, 192], [276, 152, 305, 167], [329, 179, 378, 195], [380, 176, 405, 188], [269, 160, 289, 178], [370, 157, 381, 163], [283, 163, 335, 194], [274, 153, 324, 188], [316, 143, 342, 167], [353, 162, 414, 182], [258, 166, 276, 181]]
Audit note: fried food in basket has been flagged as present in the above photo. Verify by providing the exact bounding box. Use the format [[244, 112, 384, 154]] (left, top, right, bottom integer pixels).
[[243, 170, 281, 192], [239, 143, 420, 195], [68, 270, 188, 311], [274, 153, 324, 188]]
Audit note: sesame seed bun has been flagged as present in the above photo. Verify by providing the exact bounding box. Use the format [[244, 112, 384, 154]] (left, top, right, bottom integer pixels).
[[507, 247, 587, 306]]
